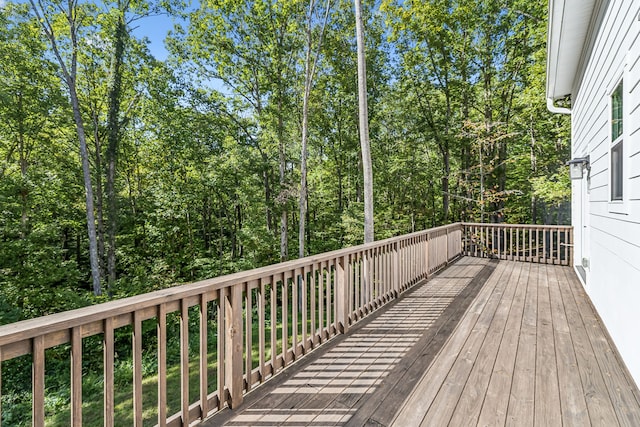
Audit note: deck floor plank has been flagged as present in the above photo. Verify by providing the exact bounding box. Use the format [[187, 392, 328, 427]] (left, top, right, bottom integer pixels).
[[345, 259, 496, 426], [204, 258, 640, 427], [506, 259, 538, 426], [447, 260, 524, 426], [557, 265, 621, 425], [534, 263, 563, 426], [547, 263, 590, 426], [476, 261, 530, 426], [561, 267, 640, 426], [396, 260, 511, 426]]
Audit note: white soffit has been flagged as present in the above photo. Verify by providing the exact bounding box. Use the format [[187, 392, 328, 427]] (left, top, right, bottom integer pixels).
[[546, 0, 598, 100]]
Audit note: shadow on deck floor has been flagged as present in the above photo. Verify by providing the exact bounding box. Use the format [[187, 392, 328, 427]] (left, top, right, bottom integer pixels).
[[204, 257, 497, 426], [204, 257, 640, 426]]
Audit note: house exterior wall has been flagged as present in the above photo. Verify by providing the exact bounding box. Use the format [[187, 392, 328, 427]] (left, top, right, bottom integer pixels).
[[571, 0, 640, 384]]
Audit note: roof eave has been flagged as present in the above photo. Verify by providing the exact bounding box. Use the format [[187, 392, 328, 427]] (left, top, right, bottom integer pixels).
[[546, 0, 599, 102]]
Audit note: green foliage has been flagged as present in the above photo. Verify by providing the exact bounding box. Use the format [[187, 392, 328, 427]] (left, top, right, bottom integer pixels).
[[532, 171, 572, 205], [0, 0, 570, 423]]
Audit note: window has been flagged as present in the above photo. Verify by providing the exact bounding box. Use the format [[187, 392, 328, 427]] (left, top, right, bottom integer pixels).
[[611, 81, 623, 201]]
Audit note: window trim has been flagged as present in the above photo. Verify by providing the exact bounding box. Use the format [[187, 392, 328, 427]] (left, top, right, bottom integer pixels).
[[608, 70, 629, 214]]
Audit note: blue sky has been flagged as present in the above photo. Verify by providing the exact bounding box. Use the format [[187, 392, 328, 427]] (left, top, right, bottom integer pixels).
[[131, 13, 177, 61]]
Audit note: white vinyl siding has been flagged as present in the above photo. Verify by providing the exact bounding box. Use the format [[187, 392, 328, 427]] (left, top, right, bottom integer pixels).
[[570, 0, 640, 386]]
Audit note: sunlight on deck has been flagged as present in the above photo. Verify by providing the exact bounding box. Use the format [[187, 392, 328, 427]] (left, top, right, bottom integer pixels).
[[212, 259, 487, 426], [208, 257, 640, 427]]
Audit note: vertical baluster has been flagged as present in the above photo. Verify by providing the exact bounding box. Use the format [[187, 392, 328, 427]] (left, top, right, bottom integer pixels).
[[158, 304, 167, 426], [292, 270, 298, 359], [569, 227, 572, 265], [415, 237, 419, 279], [386, 245, 391, 297], [510, 227, 514, 261], [557, 228, 562, 265], [382, 246, 387, 298], [351, 254, 357, 320], [493, 226, 497, 259], [311, 264, 317, 347], [402, 240, 407, 286], [180, 299, 189, 426], [133, 311, 143, 427], [375, 247, 380, 302], [471, 225, 475, 257], [425, 235, 429, 279], [359, 254, 364, 314], [200, 294, 209, 418], [394, 241, 400, 294], [71, 326, 82, 426], [466, 225, 470, 256], [104, 317, 115, 427], [336, 255, 349, 334], [270, 276, 277, 374], [32, 336, 45, 427], [517, 228, 521, 261], [245, 284, 253, 391], [537, 228, 541, 262], [326, 265, 332, 337], [319, 263, 325, 341], [370, 249, 375, 304], [335, 261, 340, 334], [259, 279, 266, 381], [372, 247, 377, 302], [418, 237, 423, 279], [302, 266, 309, 353], [353, 255, 359, 315], [217, 288, 226, 410], [282, 274, 289, 364]]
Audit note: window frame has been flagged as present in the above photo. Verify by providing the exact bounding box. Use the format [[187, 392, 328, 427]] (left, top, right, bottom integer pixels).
[[608, 70, 629, 214], [611, 80, 624, 201]]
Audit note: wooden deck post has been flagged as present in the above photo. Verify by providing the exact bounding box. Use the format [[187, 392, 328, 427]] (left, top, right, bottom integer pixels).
[[336, 255, 349, 334], [226, 283, 244, 408], [104, 318, 114, 427], [71, 326, 82, 426], [33, 335, 45, 427]]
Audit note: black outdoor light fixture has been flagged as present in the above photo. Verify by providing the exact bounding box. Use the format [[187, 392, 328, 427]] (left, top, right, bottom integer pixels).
[[567, 156, 590, 180]]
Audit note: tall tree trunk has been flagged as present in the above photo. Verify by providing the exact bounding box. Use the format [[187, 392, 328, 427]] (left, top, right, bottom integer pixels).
[[30, 0, 102, 294], [299, 0, 330, 258], [299, 80, 309, 259], [72, 87, 102, 295], [105, 3, 127, 296], [354, 0, 374, 243], [279, 110, 288, 262], [17, 92, 28, 239], [91, 109, 107, 281], [442, 148, 450, 222]]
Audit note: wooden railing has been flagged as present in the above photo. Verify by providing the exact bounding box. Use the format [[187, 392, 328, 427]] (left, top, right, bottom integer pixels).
[[462, 222, 573, 266], [0, 223, 463, 427]]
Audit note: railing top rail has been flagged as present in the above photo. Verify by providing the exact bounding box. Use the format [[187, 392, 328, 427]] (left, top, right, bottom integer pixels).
[[462, 222, 572, 230], [0, 223, 464, 348]]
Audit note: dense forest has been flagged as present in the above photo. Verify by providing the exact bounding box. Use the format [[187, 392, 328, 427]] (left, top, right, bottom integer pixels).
[[0, 0, 570, 324]]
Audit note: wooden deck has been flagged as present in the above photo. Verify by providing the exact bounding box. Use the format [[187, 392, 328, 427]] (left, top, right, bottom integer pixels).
[[205, 257, 640, 426]]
